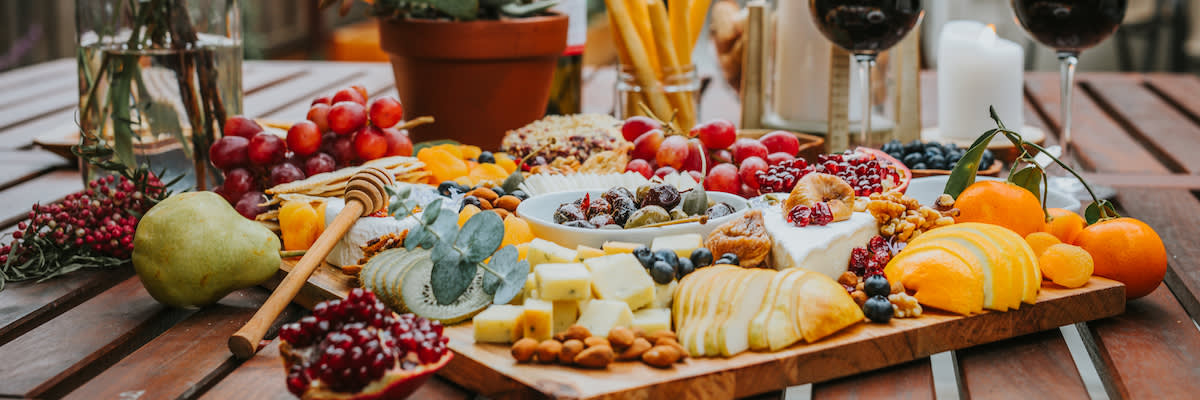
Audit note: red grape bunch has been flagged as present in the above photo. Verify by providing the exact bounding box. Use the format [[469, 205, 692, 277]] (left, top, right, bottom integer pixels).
[[209, 85, 413, 219]]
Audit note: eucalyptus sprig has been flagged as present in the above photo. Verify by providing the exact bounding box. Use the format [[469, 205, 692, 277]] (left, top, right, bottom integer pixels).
[[943, 106, 1119, 224], [386, 185, 528, 306]]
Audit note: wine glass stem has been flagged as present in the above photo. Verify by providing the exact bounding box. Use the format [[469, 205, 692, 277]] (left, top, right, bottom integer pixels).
[[1058, 52, 1078, 167], [855, 54, 876, 147]]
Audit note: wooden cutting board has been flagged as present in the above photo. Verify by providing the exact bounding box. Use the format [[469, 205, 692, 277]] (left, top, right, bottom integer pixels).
[[274, 259, 1125, 399]]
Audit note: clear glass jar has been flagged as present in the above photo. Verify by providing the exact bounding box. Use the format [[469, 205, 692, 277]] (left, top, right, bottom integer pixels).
[[616, 63, 700, 131], [76, 0, 243, 191]]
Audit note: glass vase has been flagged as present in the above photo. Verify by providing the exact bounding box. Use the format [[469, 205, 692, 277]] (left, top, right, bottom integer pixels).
[[616, 63, 701, 131], [76, 0, 243, 191]]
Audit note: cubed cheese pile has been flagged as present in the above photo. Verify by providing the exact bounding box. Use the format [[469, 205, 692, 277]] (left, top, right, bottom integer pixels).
[[473, 239, 675, 343]]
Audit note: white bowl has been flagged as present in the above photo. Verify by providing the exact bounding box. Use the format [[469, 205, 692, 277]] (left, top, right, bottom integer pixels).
[[905, 175, 1081, 213], [516, 190, 749, 249]]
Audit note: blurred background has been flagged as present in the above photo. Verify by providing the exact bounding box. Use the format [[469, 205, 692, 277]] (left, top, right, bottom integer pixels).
[[1, 0, 1196, 74]]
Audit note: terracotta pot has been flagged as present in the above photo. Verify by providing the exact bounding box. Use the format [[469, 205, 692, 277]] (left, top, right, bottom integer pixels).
[[378, 14, 568, 149]]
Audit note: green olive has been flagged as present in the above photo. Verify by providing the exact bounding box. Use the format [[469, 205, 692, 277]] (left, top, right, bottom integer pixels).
[[670, 209, 689, 220], [623, 205, 670, 228]]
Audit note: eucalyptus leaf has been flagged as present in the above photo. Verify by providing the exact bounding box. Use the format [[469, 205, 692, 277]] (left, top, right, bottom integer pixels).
[[1009, 166, 1044, 205], [943, 128, 998, 199], [422, 198, 444, 225], [500, 169, 524, 193], [430, 256, 476, 305], [1084, 200, 1120, 225], [482, 245, 518, 294], [421, 208, 459, 249], [681, 186, 708, 216], [492, 260, 529, 305], [458, 211, 504, 263], [431, 227, 459, 264], [404, 224, 427, 250]]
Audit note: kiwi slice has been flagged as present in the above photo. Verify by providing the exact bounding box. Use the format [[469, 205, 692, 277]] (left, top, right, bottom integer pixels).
[[361, 249, 414, 313], [400, 256, 490, 324], [381, 249, 421, 313]]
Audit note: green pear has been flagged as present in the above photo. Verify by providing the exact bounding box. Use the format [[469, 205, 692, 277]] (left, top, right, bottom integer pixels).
[[132, 191, 280, 308]]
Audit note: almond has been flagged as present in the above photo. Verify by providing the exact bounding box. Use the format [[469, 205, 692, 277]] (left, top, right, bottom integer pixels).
[[494, 195, 522, 212], [559, 339, 584, 364], [607, 327, 636, 349], [574, 345, 614, 368], [511, 338, 538, 362], [563, 325, 591, 341], [642, 345, 681, 368], [617, 337, 652, 361], [584, 336, 610, 348], [468, 187, 499, 202], [536, 340, 562, 364]]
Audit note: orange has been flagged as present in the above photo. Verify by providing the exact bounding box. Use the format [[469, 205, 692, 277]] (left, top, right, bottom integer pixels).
[[885, 247, 985, 315], [494, 153, 518, 174], [1038, 243, 1094, 288], [1074, 217, 1167, 299], [954, 181, 1045, 237], [1024, 232, 1061, 258], [1044, 208, 1087, 244]]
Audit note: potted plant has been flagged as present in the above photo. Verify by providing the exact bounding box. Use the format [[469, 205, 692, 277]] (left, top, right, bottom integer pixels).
[[324, 0, 568, 149]]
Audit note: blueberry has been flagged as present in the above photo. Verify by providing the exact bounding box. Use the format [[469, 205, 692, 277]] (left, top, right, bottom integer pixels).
[[924, 146, 943, 157], [437, 181, 459, 197], [633, 246, 654, 269], [461, 195, 482, 211], [927, 155, 947, 170], [888, 151, 905, 161], [911, 162, 928, 170], [491, 186, 506, 197], [863, 295, 894, 323], [650, 261, 676, 284], [942, 143, 959, 155], [720, 253, 740, 265], [456, 183, 472, 194], [510, 190, 529, 200], [904, 140, 924, 154], [689, 248, 714, 267], [947, 151, 963, 163], [902, 152, 924, 167], [676, 257, 695, 279], [653, 249, 679, 266], [863, 275, 891, 297], [714, 257, 733, 266], [477, 151, 495, 164]]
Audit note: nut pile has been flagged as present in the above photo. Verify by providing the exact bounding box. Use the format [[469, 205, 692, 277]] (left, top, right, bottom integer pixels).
[[510, 325, 686, 369], [866, 191, 955, 242]]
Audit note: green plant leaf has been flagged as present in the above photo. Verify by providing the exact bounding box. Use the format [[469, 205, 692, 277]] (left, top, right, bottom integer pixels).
[[489, 247, 528, 305], [943, 128, 999, 199], [431, 256, 476, 305], [1009, 166, 1044, 205], [458, 211, 504, 263], [431, 227, 459, 264], [500, 0, 557, 16], [422, 208, 459, 249], [404, 224, 427, 250], [422, 198, 444, 225], [482, 244, 518, 294], [1084, 200, 1120, 224]]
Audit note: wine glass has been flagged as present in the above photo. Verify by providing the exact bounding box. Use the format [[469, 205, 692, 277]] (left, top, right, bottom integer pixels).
[[1012, 0, 1125, 199], [808, 0, 924, 147]]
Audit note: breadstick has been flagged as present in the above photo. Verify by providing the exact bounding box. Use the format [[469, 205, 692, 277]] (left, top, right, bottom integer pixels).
[[605, 0, 674, 120], [625, 0, 661, 77], [669, 0, 693, 66], [648, 0, 697, 130], [688, 0, 714, 50]]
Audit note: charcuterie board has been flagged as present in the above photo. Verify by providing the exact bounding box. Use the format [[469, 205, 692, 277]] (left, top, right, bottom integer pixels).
[[273, 259, 1125, 399]]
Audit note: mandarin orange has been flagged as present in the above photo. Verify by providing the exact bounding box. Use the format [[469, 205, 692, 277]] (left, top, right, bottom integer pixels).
[[1045, 208, 1087, 244], [954, 181, 1045, 237], [1074, 217, 1167, 299]]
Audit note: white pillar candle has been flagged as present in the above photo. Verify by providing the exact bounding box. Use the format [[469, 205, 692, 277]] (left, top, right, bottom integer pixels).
[[935, 20, 1024, 142], [770, 0, 866, 128]]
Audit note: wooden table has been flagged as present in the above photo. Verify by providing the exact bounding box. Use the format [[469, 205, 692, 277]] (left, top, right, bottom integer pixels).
[[2, 59, 1200, 400]]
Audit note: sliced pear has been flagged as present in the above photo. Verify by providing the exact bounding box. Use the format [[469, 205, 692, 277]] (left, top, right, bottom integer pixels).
[[792, 272, 865, 343], [700, 269, 756, 355], [673, 266, 733, 340], [716, 269, 776, 357], [765, 269, 811, 351], [748, 268, 792, 350], [683, 268, 742, 356]]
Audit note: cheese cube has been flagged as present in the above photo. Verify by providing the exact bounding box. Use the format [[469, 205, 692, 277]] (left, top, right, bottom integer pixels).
[[633, 308, 672, 334], [535, 263, 592, 301], [577, 298, 592, 315], [522, 299, 553, 341], [602, 241, 641, 254], [552, 300, 579, 333], [651, 233, 702, 259], [652, 280, 678, 309], [528, 238, 577, 268], [575, 299, 633, 337], [473, 305, 525, 343], [584, 253, 656, 311], [519, 273, 537, 303], [576, 245, 605, 261]]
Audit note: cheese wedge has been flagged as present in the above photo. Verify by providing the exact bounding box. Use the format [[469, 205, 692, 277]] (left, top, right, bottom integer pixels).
[[522, 299, 553, 341], [473, 305, 525, 343], [653, 280, 678, 309], [534, 263, 591, 301], [651, 233, 702, 259], [633, 308, 671, 334], [528, 238, 577, 268], [575, 299, 633, 337], [602, 241, 641, 254], [576, 245, 606, 261], [716, 269, 776, 356], [584, 253, 656, 311]]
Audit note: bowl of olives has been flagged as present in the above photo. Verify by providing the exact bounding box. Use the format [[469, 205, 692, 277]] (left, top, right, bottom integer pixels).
[[515, 184, 749, 249]]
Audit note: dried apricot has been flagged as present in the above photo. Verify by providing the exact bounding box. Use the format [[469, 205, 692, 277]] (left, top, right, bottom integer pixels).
[[705, 210, 771, 267], [1039, 243, 1094, 288], [1024, 232, 1061, 258], [460, 145, 482, 160], [494, 153, 518, 174], [279, 201, 321, 251], [432, 143, 464, 159], [501, 215, 535, 247], [418, 148, 468, 182], [458, 204, 481, 227], [1045, 208, 1086, 244], [469, 163, 510, 184]]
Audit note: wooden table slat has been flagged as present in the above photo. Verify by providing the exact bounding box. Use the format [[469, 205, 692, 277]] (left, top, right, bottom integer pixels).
[[1141, 74, 1200, 128], [0, 148, 71, 190], [811, 358, 935, 400], [61, 288, 301, 400], [0, 59, 74, 92], [0, 269, 132, 347], [243, 64, 370, 119], [0, 276, 191, 398], [0, 170, 81, 228], [956, 329, 1091, 400], [1080, 74, 1200, 174]]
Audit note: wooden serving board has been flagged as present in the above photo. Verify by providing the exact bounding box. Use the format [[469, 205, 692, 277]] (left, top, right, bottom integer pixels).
[[275, 259, 1125, 399]]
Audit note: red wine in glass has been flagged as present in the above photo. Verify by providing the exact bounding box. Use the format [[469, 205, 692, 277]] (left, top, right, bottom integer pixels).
[[1012, 0, 1127, 54]]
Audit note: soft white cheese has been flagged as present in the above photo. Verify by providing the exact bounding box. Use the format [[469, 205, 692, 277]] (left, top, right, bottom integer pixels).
[[763, 209, 877, 279], [325, 216, 419, 267]]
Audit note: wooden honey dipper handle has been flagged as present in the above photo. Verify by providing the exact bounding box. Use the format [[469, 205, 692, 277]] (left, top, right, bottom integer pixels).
[[229, 166, 395, 359]]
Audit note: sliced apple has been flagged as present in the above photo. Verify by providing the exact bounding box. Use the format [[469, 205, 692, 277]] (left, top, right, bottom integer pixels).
[[716, 269, 776, 356], [792, 272, 865, 343], [765, 268, 811, 351]]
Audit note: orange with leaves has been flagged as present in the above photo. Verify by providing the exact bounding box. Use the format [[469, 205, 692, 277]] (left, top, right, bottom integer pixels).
[[953, 181, 1045, 237], [1044, 208, 1087, 244], [1074, 218, 1167, 299]]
